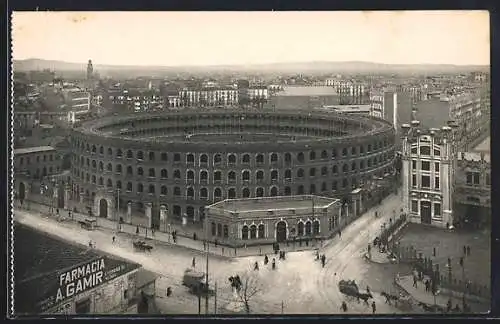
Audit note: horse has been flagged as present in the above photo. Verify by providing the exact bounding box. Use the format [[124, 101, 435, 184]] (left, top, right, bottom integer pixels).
[[356, 292, 373, 305], [381, 291, 399, 305]]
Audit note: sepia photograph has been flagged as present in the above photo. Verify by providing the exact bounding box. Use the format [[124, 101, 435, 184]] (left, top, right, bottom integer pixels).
[[10, 10, 491, 316]]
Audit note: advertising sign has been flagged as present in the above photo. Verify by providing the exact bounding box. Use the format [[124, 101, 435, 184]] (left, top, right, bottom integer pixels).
[[37, 256, 139, 313]]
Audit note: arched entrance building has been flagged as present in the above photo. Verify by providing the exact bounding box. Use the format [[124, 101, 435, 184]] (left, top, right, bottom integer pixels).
[[94, 192, 114, 219]]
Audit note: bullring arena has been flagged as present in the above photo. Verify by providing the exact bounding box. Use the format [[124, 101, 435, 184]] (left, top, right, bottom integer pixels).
[[69, 110, 396, 230]]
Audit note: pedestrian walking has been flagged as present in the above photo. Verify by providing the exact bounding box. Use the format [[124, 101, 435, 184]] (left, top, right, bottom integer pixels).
[[371, 301, 376, 314], [193, 232, 197, 241], [56, 208, 60, 216], [88, 240, 92, 248], [272, 258, 276, 270], [152, 228, 155, 236], [338, 230, 341, 238], [192, 257, 196, 268], [466, 245, 471, 256], [413, 275, 418, 288], [112, 236, 116, 243], [234, 247, 237, 256], [136, 226, 140, 235], [203, 241, 206, 250], [321, 254, 326, 268], [166, 287, 172, 297], [341, 301, 348, 312], [264, 255, 269, 265], [222, 247, 225, 255], [254, 261, 259, 271], [446, 299, 452, 313], [68, 210, 72, 219], [463, 245, 467, 256], [215, 239, 218, 248]]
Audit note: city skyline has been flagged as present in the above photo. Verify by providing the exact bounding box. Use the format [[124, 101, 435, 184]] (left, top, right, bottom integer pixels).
[[12, 11, 490, 67]]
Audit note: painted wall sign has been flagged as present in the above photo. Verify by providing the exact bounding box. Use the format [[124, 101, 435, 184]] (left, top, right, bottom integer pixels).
[[36, 256, 139, 313]]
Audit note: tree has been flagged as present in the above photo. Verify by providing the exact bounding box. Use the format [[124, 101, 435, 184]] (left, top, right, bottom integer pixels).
[[236, 271, 263, 314]]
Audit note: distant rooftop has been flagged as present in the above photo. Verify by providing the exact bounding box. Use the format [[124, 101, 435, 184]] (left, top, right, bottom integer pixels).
[[276, 86, 338, 97], [458, 152, 490, 163], [14, 146, 55, 155]]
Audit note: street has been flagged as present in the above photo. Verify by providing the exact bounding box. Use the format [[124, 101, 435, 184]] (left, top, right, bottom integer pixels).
[[15, 193, 412, 314]]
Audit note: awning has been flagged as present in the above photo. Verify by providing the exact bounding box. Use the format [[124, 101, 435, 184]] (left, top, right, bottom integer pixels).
[[136, 269, 160, 289]]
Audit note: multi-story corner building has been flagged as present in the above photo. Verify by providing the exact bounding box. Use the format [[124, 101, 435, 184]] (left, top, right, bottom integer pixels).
[[14, 146, 62, 180], [246, 86, 269, 100], [401, 121, 458, 228], [178, 87, 239, 107], [453, 152, 491, 228], [328, 80, 368, 105], [63, 88, 91, 111], [270, 86, 340, 110], [415, 88, 487, 151], [369, 90, 384, 119]]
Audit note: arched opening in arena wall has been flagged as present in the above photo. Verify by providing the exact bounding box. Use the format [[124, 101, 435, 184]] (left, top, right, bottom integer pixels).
[[99, 199, 108, 218], [276, 221, 287, 242]]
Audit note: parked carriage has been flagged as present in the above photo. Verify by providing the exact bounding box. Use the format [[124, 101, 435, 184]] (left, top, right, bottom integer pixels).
[[133, 240, 153, 252], [338, 280, 360, 297], [78, 219, 97, 230], [182, 269, 212, 295]]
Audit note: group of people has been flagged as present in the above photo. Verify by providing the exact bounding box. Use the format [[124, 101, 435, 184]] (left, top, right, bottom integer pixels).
[[340, 300, 377, 313], [254, 254, 277, 270]]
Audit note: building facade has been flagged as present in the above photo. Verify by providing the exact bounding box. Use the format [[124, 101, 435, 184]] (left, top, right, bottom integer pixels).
[[453, 152, 491, 228], [401, 122, 458, 228], [14, 146, 62, 180], [178, 87, 239, 107], [205, 195, 342, 245]]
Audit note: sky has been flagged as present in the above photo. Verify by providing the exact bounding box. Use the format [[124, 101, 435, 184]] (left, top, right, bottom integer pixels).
[[12, 11, 490, 66]]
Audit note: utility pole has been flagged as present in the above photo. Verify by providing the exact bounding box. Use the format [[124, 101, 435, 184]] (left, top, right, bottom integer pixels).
[[205, 216, 210, 314], [214, 281, 217, 314], [116, 188, 120, 232]]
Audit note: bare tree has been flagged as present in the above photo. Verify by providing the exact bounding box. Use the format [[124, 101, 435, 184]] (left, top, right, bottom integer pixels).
[[236, 271, 263, 314]]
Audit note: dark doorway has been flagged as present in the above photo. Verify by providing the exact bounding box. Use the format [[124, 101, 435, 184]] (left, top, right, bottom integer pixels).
[[420, 201, 431, 224], [57, 185, 65, 209], [186, 206, 194, 221], [99, 199, 108, 218], [305, 221, 312, 235], [276, 221, 287, 242], [75, 298, 91, 314], [18, 182, 25, 202]]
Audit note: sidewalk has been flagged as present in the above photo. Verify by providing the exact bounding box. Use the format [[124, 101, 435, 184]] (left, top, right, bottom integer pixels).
[[364, 249, 395, 264], [395, 275, 489, 313], [15, 200, 332, 259]]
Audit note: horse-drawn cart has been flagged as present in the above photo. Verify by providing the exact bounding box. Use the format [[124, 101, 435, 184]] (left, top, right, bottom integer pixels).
[[338, 280, 360, 297], [78, 219, 97, 230], [133, 240, 153, 252]]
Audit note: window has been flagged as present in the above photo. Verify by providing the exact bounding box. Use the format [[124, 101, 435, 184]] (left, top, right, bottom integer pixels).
[[212, 222, 217, 236], [270, 153, 278, 163], [200, 188, 208, 199], [420, 146, 431, 156], [351, 147, 357, 155], [421, 161, 430, 171], [187, 153, 195, 163], [411, 200, 418, 213], [149, 168, 155, 177], [412, 160, 417, 170], [297, 152, 304, 163], [149, 185, 155, 194], [473, 172, 480, 185], [271, 170, 278, 181], [297, 169, 304, 178], [434, 203, 441, 216], [434, 176, 440, 190], [214, 171, 221, 181], [434, 162, 440, 172], [486, 173, 491, 186], [321, 150, 328, 159], [466, 172, 480, 185], [412, 174, 417, 187], [137, 167, 144, 176], [242, 154, 250, 164], [321, 167, 328, 176], [256, 170, 264, 180], [161, 153, 168, 161], [342, 148, 348, 156], [174, 170, 181, 179], [309, 168, 316, 177], [127, 182, 133, 191], [161, 186, 167, 195], [256, 154, 264, 164], [434, 148, 440, 156], [137, 183, 144, 193], [174, 187, 181, 196], [309, 151, 316, 161], [332, 165, 338, 174], [200, 154, 208, 164], [421, 175, 431, 188]]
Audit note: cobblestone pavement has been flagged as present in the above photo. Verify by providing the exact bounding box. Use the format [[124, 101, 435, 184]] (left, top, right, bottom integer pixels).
[[14, 191, 446, 315]]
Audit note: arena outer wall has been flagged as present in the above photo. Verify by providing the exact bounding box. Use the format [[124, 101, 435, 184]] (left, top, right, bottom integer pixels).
[[69, 110, 396, 232]]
